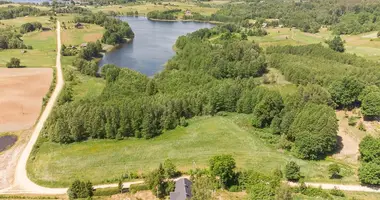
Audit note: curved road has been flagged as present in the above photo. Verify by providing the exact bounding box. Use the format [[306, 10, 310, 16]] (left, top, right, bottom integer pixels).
[[0, 21, 380, 195]]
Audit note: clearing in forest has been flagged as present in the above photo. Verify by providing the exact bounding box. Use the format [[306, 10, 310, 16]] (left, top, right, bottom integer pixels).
[[28, 114, 357, 187], [0, 68, 52, 133]]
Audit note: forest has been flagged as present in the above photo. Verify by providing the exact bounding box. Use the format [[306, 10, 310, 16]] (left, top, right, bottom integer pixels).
[[0, 5, 49, 19]]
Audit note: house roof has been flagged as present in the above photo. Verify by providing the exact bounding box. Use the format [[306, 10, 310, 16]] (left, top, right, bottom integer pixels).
[[170, 178, 192, 200]]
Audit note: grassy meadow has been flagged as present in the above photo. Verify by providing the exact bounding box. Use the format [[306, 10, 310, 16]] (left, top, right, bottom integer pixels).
[[57, 14, 104, 46], [27, 113, 357, 187], [0, 16, 56, 68], [85, 2, 219, 18], [247, 27, 380, 61]]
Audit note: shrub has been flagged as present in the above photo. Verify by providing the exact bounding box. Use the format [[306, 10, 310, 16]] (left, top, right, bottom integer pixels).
[[302, 187, 332, 199], [328, 163, 341, 179], [6, 57, 21, 68], [348, 116, 357, 126], [358, 122, 366, 131], [67, 180, 93, 200], [228, 185, 241, 192], [129, 183, 149, 193], [330, 187, 345, 197], [285, 161, 301, 181]]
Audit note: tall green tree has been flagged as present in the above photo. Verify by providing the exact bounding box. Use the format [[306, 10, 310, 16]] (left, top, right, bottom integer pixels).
[[209, 155, 236, 188], [326, 35, 345, 52], [285, 161, 301, 181], [362, 92, 380, 118]]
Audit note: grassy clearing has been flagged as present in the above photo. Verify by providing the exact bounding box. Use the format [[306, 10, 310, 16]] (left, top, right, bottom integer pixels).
[[251, 27, 380, 60], [0, 3, 51, 11], [86, 2, 218, 17], [60, 20, 104, 45], [0, 16, 54, 28], [61, 56, 105, 101], [27, 113, 357, 187]]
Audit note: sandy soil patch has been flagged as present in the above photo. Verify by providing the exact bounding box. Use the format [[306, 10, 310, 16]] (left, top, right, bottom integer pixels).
[[0, 68, 52, 133], [334, 111, 360, 164]]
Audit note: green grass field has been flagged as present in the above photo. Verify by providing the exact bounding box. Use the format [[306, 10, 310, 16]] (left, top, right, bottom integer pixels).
[[85, 2, 218, 17], [0, 16, 56, 68], [27, 113, 357, 187]]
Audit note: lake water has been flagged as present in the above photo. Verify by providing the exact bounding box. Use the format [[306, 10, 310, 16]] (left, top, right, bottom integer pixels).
[[98, 17, 214, 76]]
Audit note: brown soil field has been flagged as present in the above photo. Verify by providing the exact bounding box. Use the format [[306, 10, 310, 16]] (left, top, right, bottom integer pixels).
[[0, 68, 53, 133]]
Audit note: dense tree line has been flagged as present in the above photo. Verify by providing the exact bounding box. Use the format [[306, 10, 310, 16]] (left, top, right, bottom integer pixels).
[[0, 6, 49, 20], [147, 9, 181, 20], [74, 12, 134, 45], [208, 0, 380, 34]]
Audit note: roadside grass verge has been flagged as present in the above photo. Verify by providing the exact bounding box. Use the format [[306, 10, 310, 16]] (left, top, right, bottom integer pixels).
[[27, 113, 357, 187]]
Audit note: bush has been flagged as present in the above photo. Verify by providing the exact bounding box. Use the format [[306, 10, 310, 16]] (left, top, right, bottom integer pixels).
[[302, 187, 332, 199], [6, 57, 21, 68], [129, 183, 149, 193], [328, 163, 341, 179], [330, 187, 345, 197], [358, 122, 366, 131], [93, 187, 120, 196], [285, 161, 301, 181], [228, 185, 241, 192], [348, 116, 357, 126], [67, 180, 93, 200]]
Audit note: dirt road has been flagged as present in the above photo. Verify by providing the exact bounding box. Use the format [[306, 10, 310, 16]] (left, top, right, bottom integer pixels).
[[0, 21, 66, 194], [1, 21, 380, 196]]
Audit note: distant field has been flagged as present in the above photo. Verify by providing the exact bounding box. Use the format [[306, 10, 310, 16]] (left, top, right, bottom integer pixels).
[[27, 113, 357, 187], [0, 16, 54, 28], [250, 27, 380, 61], [85, 2, 219, 17], [0, 3, 50, 11], [0, 16, 56, 68], [61, 23, 104, 45]]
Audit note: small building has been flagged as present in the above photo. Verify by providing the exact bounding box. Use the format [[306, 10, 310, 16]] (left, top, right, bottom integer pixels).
[[170, 178, 192, 200], [184, 10, 192, 16], [80, 43, 88, 48], [74, 23, 83, 29]]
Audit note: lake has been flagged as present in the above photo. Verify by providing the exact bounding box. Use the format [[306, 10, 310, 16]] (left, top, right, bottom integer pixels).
[[98, 17, 214, 76]]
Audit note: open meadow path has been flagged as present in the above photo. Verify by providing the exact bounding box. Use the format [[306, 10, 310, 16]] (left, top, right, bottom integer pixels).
[[0, 21, 380, 196]]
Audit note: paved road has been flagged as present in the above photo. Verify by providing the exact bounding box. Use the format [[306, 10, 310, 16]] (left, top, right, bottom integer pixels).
[[1, 21, 380, 196]]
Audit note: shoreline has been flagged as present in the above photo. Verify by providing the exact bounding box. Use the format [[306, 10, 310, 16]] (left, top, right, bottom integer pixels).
[[147, 18, 223, 24], [116, 15, 222, 24]]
